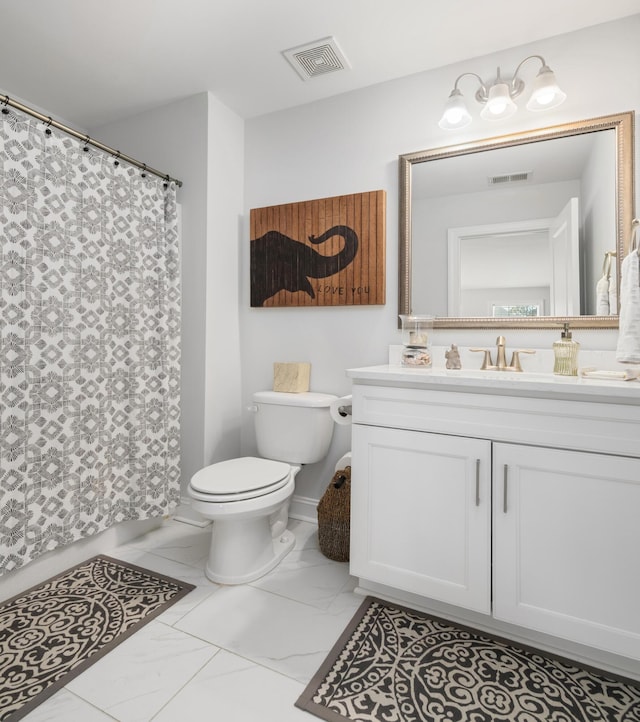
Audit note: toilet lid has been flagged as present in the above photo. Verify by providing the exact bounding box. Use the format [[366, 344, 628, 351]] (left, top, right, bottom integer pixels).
[[190, 457, 291, 498]]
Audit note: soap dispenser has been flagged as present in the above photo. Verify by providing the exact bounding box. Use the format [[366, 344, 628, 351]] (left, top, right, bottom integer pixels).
[[553, 323, 579, 376]]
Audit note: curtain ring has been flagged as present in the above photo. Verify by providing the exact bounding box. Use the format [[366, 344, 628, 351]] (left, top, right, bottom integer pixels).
[[1, 96, 10, 115], [44, 117, 53, 135], [141, 163, 147, 178], [113, 151, 121, 167], [83, 135, 91, 152], [163, 174, 170, 189]]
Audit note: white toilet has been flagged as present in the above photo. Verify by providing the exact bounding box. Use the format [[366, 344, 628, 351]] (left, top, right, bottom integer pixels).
[[188, 390, 338, 584]]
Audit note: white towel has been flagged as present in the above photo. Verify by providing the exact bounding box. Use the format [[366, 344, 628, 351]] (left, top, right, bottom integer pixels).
[[596, 274, 610, 315], [615, 248, 640, 363], [608, 259, 618, 314]]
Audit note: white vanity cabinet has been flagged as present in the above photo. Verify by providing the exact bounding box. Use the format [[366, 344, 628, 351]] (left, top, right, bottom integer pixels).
[[351, 425, 491, 613], [347, 367, 640, 675], [492, 442, 640, 662]]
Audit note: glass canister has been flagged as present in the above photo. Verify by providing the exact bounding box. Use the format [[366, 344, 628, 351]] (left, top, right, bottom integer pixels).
[[399, 314, 434, 367]]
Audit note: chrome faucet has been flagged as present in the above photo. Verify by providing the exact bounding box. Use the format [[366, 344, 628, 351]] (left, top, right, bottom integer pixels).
[[470, 336, 536, 372]]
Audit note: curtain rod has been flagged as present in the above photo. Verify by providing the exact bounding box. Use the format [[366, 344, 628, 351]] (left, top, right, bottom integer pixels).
[[1, 94, 183, 188]]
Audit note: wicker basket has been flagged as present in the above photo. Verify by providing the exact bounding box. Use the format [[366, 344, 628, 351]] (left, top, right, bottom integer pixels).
[[317, 466, 351, 562]]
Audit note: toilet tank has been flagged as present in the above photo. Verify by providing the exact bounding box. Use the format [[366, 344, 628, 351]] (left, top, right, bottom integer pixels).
[[252, 391, 338, 464]]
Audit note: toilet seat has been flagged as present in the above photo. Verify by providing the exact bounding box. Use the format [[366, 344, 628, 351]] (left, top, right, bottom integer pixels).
[[189, 457, 291, 502]]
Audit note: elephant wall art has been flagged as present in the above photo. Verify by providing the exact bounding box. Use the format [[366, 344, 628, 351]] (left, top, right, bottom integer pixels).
[[250, 190, 386, 307]]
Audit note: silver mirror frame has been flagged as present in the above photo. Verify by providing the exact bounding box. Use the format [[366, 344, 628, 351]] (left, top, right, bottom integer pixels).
[[399, 112, 635, 329]]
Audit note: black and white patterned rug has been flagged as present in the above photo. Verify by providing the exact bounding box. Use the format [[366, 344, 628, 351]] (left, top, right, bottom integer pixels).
[[297, 596, 640, 722], [0, 555, 194, 721]]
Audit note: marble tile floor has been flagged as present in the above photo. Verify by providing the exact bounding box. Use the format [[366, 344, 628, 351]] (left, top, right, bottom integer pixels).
[[22, 518, 362, 722]]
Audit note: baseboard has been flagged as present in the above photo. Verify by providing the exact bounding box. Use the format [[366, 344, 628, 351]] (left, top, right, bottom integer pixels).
[[173, 499, 211, 527], [289, 494, 318, 523]]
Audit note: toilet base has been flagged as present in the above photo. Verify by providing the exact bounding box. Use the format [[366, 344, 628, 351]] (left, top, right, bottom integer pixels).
[[205, 522, 295, 585], [189, 462, 300, 585]]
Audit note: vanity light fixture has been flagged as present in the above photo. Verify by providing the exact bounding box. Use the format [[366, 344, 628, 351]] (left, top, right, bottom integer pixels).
[[438, 55, 567, 130]]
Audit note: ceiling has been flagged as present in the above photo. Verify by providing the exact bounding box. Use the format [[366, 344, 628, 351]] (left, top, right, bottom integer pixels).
[[0, 1, 638, 129]]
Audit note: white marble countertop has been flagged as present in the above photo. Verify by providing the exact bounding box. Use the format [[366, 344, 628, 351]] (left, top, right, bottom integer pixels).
[[347, 364, 640, 404]]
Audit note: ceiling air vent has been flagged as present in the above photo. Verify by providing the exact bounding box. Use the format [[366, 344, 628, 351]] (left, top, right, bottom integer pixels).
[[283, 37, 351, 81], [488, 171, 532, 185]]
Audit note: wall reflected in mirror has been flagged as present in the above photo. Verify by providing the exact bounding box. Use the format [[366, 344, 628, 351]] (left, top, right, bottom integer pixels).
[[450, 215, 572, 317], [399, 112, 635, 329]]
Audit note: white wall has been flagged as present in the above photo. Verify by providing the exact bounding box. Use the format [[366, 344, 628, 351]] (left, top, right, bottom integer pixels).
[[243, 16, 640, 506], [203, 95, 244, 466], [412, 179, 580, 314], [581, 131, 617, 313]]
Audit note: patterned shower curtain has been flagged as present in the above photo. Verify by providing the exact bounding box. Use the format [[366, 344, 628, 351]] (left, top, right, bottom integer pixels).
[[0, 108, 181, 575]]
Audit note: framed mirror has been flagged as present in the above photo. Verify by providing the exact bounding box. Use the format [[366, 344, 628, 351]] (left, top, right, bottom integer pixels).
[[399, 112, 635, 328]]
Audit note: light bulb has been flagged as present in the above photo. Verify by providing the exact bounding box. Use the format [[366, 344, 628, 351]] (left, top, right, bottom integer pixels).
[[526, 65, 566, 111], [488, 98, 507, 115], [438, 89, 472, 130], [533, 89, 555, 106], [446, 108, 465, 124], [480, 83, 517, 121]]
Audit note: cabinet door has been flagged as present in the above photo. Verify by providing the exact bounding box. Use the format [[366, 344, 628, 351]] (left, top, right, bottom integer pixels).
[[493, 443, 640, 660], [351, 425, 491, 613]]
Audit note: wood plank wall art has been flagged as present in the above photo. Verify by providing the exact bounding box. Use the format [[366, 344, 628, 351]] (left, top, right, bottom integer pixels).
[[250, 190, 386, 307]]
